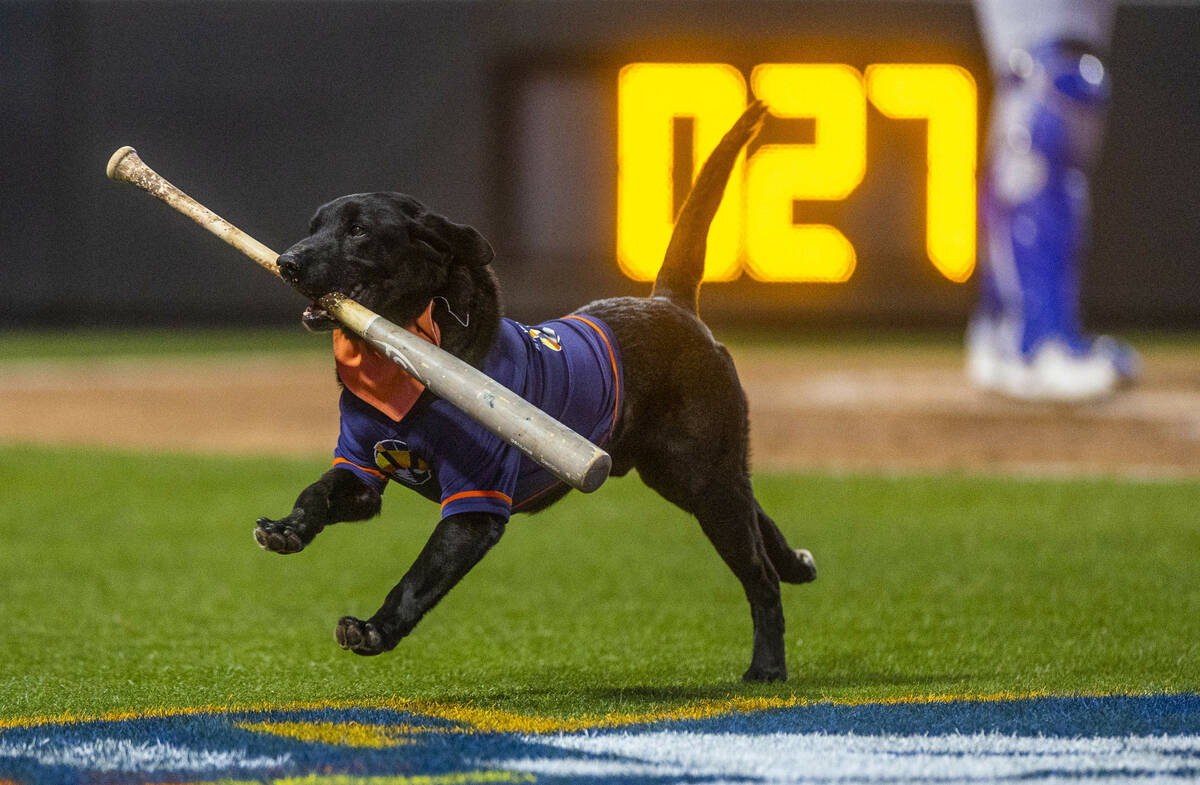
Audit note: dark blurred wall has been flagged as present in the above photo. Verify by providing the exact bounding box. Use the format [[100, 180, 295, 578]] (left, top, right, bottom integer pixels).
[[1, 0, 1196, 330]]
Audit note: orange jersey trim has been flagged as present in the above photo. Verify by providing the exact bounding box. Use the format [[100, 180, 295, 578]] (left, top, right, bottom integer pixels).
[[333, 457, 388, 481], [441, 490, 514, 511], [560, 314, 621, 438]]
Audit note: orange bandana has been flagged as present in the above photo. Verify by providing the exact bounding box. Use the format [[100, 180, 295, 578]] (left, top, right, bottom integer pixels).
[[333, 300, 442, 421]]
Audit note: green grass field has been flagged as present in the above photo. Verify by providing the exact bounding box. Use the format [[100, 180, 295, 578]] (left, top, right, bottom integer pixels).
[[0, 329, 328, 361], [2, 443, 1197, 722]]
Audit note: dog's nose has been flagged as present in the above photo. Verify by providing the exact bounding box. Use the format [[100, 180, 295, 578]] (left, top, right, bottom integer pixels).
[[276, 253, 300, 282]]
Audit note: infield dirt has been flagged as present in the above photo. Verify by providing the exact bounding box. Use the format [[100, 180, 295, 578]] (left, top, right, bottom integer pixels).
[[1, 342, 1197, 478]]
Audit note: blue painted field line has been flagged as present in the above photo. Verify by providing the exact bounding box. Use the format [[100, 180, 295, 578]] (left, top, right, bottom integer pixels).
[[1, 693, 1197, 785]]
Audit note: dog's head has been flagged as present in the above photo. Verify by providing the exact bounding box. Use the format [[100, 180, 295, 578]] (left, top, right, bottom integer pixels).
[[278, 192, 501, 365]]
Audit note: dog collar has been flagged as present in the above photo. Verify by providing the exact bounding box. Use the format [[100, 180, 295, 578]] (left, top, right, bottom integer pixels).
[[333, 300, 442, 421]]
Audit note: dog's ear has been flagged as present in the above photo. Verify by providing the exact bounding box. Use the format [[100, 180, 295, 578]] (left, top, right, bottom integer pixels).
[[412, 212, 495, 267]]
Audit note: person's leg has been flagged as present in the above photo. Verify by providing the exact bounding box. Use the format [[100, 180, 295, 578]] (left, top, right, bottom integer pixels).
[[969, 0, 1138, 401]]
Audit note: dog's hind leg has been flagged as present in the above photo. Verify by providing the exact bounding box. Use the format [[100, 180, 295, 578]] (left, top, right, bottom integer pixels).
[[755, 501, 817, 584], [642, 467, 788, 682], [694, 487, 788, 682]]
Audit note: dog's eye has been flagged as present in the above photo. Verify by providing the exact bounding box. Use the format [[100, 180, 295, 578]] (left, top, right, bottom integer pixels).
[[347, 224, 367, 238]]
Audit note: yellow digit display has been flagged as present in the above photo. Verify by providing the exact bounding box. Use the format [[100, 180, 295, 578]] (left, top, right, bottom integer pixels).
[[746, 64, 866, 282], [866, 64, 978, 282], [615, 61, 978, 284], [616, 63, 747, 282]]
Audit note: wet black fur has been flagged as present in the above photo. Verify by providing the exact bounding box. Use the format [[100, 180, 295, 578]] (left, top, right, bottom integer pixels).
[[256, 101, 816, 682]]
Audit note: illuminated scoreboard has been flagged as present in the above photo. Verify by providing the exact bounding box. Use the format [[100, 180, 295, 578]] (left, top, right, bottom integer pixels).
[[495, 41, 987, 324], [617, 62, 977, 285]]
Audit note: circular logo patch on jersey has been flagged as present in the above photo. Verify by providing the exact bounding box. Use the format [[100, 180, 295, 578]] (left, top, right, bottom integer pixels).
[[374, 439, 431, 486]]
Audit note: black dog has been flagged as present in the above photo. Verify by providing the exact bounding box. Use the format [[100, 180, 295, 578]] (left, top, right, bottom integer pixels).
[[256, 101, 815, 682]]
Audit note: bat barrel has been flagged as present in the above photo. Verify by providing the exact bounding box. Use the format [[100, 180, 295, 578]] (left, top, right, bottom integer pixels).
[[325, 294, 612, 493]]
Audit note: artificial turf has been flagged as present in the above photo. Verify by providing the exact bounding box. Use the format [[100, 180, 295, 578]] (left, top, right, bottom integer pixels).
[[1, 444, 1197, 722]]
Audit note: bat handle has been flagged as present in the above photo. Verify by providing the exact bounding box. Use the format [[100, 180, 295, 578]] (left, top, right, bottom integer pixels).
[[106, 146, 281, 276]]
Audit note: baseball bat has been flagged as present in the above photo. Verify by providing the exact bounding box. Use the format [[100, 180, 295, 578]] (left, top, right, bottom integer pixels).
[[106, 146, 612, 494]]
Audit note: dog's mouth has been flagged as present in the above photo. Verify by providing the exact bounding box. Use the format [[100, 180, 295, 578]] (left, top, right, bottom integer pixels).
[[301, 283, 369, 333], [301, 303, 339, 332]]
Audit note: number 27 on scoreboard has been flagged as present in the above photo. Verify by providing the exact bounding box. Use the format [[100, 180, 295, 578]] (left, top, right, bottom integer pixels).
[[617, 62, 978, 284]]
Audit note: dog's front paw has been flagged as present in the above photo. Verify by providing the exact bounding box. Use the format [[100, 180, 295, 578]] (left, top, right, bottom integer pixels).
[[254, 515, 310, 554], [335, 616, 394, 656]]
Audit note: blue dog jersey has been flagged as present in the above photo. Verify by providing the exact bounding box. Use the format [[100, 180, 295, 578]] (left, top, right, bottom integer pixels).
[[333, 315, 622, 521]]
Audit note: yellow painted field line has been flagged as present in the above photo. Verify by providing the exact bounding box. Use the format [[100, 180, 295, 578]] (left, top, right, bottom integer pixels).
[[0, 689, 1147, 733], [232, 720, 432, 748]]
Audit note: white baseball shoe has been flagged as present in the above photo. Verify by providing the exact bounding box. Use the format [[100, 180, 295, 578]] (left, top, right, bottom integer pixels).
[[967, 314, 1140, 402]]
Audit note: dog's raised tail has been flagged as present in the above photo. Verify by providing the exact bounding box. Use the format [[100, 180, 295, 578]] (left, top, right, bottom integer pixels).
[[652, 100, 768, 313]]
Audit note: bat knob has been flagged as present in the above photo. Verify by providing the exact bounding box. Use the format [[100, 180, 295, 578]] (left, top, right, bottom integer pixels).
[[106, 146, 138, 181]]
